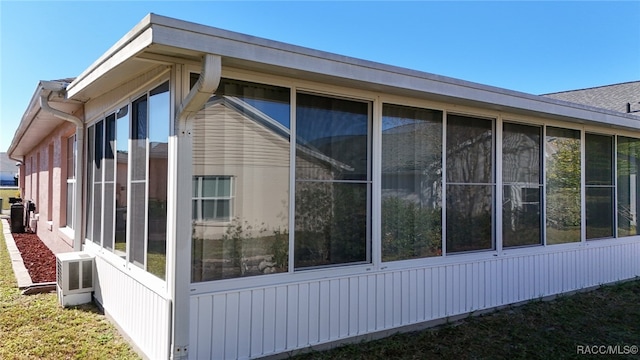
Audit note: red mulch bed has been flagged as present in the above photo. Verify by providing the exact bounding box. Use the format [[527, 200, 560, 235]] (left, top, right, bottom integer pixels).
[[12, 232, 57, 283]]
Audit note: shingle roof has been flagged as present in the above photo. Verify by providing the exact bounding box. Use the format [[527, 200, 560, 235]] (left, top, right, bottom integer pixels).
[[542, 81, 640, 115]]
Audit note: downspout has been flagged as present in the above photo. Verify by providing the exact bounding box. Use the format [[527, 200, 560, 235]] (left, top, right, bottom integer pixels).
[[170, 54, 221, 360], [176, 54, 222, 122], [39, 93, 84, 251]]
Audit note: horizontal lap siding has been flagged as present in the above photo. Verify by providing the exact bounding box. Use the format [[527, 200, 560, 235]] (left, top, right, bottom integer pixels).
[[190, 242, 640, 359], [93, 257, 171, 360]]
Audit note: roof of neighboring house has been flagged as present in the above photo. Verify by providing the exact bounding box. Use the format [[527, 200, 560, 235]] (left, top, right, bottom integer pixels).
[[542, 81, 640, 115], [0, 152, 18, 185]]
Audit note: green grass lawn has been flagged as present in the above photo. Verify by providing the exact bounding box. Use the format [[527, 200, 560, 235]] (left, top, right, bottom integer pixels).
[[293, 278, 640, 359], [0, 221, 140, 360], [0, 188, 20, 211], [2, 219, 639, 359]]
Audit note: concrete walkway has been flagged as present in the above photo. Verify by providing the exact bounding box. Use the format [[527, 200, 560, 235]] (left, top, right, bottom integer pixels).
[[2, 218, 33, 288]]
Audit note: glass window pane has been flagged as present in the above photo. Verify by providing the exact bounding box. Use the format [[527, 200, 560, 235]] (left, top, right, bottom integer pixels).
[[104, 114, 116, 182], [216, 200, 230, 220], [447, 114, 493, 184], [67, 136, 76, 179], [202, 200, 216, 219], [502, 123, 542, 248], [193, 177, 199, 197], [503, 185, 541, 247], [217, 177, 231, 197], [103, 183, 115, 250], [381, 103, 442, 261], [115, 106, 129, 256], [446, 184, 493, 252], [546, 127, 581, 244], [586, 187, 614, 239], [503, 123, 541, 184], [586, 133, 613, 185], [202, 177, 217, 197], [295, 182, 368, 267], [147, 81, 169, 280], [85, 126, 94, 241], [104, 114, 116, 251], [94, 121, 104, 182], [296, 93, 369, 181], [131, 95, 147, 181], [192, 78, 291, 282], [130, 182, 146, 267], [66, 182, 74, 229], [617, 136, 640, 237], [92, 184, 102, 245]]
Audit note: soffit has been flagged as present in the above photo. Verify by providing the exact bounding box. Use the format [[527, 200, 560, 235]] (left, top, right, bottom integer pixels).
[[9, 91, 81, 160], [66, 13, 640, 133]]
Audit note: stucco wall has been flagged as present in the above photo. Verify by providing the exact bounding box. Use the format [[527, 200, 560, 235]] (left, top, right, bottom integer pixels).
[[21, 121, 76, 247]]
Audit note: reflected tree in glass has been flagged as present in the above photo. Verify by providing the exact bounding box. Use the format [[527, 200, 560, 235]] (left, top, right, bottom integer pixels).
[[294, 92, 370, 268], [191, 78, 291, 281], [502, 123, 542, 247], [617, 136, 640, 237], [585, 133, 613, 240], [546, 127, 581, 244], [381, 104, 442, 261], [446, 114, 494, 253]]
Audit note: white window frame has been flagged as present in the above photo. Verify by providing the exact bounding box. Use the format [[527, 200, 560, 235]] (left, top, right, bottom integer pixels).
[[66, 135, 76, 229], [192, 175, 234, 222]]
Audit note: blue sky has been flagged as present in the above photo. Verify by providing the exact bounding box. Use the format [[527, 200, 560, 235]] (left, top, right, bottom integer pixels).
[[1, 1, 639, 152]]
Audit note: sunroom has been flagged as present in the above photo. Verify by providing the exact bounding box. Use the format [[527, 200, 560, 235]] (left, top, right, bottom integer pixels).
[[9, 13, 640, 360]]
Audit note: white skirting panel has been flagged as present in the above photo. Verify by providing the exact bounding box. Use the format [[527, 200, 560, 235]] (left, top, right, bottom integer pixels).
[[93, 257, 171, 360], [189, 242, 640, 359]]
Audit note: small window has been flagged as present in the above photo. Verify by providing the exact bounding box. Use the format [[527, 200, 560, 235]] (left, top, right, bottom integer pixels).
[[66, 135, 77, 229], [192, 176, 233, 222]]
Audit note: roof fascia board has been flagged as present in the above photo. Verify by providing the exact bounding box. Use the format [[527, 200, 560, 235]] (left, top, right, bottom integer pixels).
[[66, 15, 155, 99], [149, 20, 639, 130], [64, 13, 638, 131], [7, 82, 53, 160]]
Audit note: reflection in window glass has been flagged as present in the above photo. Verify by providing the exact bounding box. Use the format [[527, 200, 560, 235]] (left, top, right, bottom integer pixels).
[[192, 79, 290, 281], [617, 136, 640, 237], [381, 104, 442, 261], [193, 176, 233, 222], [92, 121, 104, 245], [115, 106, 129, 256], [103, 115, 116, 251], [446, 114, 493, 253], [546, 127, 581, 244], [295, 93, 370, 268], [503, 123, 542, 247], [84, 82, 168, 280], [147, 81, 169, 279], [585, 133, 614, 240], [86, 126, 94, 241], [65, 135, 76, 230], [130, 95, 148, 268]]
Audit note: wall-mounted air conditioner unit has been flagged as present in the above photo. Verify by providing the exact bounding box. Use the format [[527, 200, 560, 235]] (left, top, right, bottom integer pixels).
[[56, 252, 95, 307]]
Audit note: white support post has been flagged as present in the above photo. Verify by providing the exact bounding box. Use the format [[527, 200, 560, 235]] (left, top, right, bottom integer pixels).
[[170, 55, 221, 360]]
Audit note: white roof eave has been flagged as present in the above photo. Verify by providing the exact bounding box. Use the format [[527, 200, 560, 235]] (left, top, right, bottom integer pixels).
[[65, 15, 155, 100], [66, 13, 640, 132], [7, 81, 79, 160]]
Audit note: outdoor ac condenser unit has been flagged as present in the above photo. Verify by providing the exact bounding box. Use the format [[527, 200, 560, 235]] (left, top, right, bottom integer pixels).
[[56, 252, 95, 307]]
